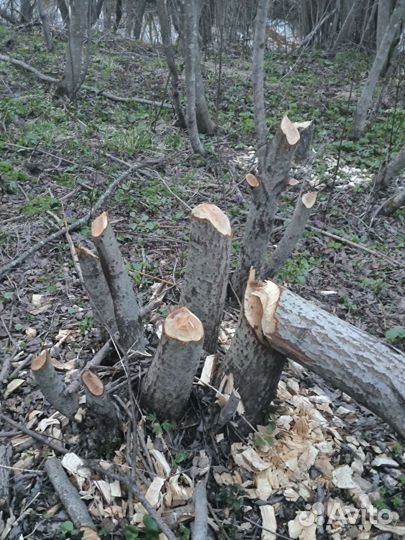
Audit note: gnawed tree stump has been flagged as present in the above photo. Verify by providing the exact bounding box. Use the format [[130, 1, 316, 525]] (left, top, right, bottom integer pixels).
[[143, 307, 204, 420], [251, 279, 405, 437], [216, 271, 286, 426], [180, 203, 231, 353], [294, 121, 314, 163], [92, 212, 144, 352], [32, 351, 79, 419], [266, 192, 317, 277], [76, 246, 117, 336]]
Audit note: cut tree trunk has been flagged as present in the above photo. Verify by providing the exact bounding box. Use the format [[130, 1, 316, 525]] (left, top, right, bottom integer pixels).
[[352, 0, 405, 139], [216, 271, 286, 426], [231, 116, 300, 297], [91, 212, 144, 352], [76, 246, 117, 336], [180, 203, 231, 353], [265, 192, 317, 278], [376, 188, 405, 216], [142, 307, 204, 420], [294, 121, 314, 163], [32, 351, 79, 419], [251, 278, 405, 438]]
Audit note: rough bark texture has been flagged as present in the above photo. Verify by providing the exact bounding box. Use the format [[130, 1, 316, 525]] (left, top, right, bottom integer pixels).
[[45, 457, 96, 532], [294, 122, 314, 163], [373, 145, 405, 190], [232, 119, 299, 297], [180, 203, 231, 353], [352, 0, 405, 138], [377, 0, 394, 49], [156, 0, 186, 128], [183, 0, 205, 154], [265, 192, 317, 278], [32, 351, 79, 418], [91, 212, 143, 352], [37, 0, 53, 51], [0, 445, 12, 511], [195, 55, 216, 135], [377, 187, 405, 216], [61, 0, 89, 98], [256, 280, 405, 437], [217, 313, 286, 427], [76, 246, 117, 336], [57, 0, 69, 25], [142, 307, 204, 420]]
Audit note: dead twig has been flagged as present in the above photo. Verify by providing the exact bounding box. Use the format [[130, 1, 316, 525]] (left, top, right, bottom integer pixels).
[[0, 157, 163, 280]]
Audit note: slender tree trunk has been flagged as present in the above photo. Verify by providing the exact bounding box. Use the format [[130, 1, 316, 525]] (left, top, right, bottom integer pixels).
[[20, 0, 34, 23], [133, 0, 147, 39], [57, 0, 69, 25], [183, 0, 205, 154], [61, 0, 90, 99], [102, 0, 114, 31], [156, 0, 186, 128], [352, 0, 405, 139], [37, 0, 53, 51], [373, 145, 405, 190], [377, 0, 394, 49]]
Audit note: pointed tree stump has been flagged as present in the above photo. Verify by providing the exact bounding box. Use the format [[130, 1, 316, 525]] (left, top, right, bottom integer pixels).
[[76, 246, 117, 336], [92, 212, 143, 352], [32, 351, 79, 419], [216, 271, 286, 426], [143, 307, 204, 420], [180, 203, 231, 353]]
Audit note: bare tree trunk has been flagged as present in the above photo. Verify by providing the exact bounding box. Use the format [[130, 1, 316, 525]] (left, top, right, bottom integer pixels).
[[133, 0, 147, 39], [377, 0, 394, 49], [352, 0, 405, 139], [102, 0, 114, 31], [156, 0, 186, 128], [37, 0, 53, 51], [61, 0, 90, 99], [57, 0, 69, 26], [376, 188, 405, 216], [20, 0, 34, 23], [253, 279, 405, 438], [183, 0, 205, 154]]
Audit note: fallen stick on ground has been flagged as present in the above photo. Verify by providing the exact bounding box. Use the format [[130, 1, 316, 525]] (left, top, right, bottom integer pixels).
[[0, 157, 163, 280]]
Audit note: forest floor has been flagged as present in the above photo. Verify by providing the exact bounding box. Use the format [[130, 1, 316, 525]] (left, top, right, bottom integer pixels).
[[0, 26, 404, 540]]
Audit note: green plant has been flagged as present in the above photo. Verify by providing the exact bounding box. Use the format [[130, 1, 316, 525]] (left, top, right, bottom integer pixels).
[[253, 424, 275, 449], [216, 485, 245, 515], [174, 451, 189, 465], [360, 277, 387, 296], [146, 414, 176, 436], [385, 326, 405, 345], [78, 316, 94, 335], [103, 124, 152, 155], [0, 161, 29, 193], [341, 296, 358, 315], [278, 256, 318, 285], [57, 520, 80, 539], [21, 195, 61, 217]]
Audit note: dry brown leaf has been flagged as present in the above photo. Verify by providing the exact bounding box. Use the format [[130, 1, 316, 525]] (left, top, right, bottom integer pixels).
[[302, 192, 317, 209], [80, 527, 100, 540], [165, 474, 193, 508], [288, 178, 300, 186]]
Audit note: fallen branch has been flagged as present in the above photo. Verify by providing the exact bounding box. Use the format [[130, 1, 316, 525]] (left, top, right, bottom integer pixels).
[[0, 53, 171, 108], [0, 445, 12, 511], [0, 157, 163, 280], [45, 457, 99, 537]]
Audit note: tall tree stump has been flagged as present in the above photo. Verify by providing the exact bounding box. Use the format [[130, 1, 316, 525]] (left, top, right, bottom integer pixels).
[[180, 203, 231, 353]]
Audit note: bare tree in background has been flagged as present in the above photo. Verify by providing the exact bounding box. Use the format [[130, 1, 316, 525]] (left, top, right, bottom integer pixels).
[[37, 0, 53, 50], [20, 0, 34, 23], [60, 0, 91, 99], [352, 0, 405, 139]]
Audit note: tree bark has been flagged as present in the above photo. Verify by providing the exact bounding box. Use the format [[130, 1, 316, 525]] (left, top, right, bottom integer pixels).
[[142, 307, 204, 420], [61, 0, 90, 99], [217, 271, 286, 426], [352, 0, 405, 139], [377, 0, 395, 49], [102, 0, 114, 31], [133, 0, 147, 39], [373, 145, 405, 190], [91, 212, 144, 352], [32, 351, 79, 419], [180, 203, 231, 353], [253, 279, 405, 438], [265, 192, 317, 278], [20, 0, 34, 23], [0, 445, 12, 512], [57, 0, 69, 26], [76, 246, 117, 336], [156, 0, 187, 128], [37, 0, 53, 51], [231, 116, 300, 297], [376, 187, 405, 216]]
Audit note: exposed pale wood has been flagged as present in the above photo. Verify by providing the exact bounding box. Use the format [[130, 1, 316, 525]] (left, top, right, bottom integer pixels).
[[180, 203, 231, 353], [254, 279, 405, 437], [81, 370, 117, 422], [76, 246, 117, 335], [143, 307, 204, 419], [31, 351, 79, 419], [91, 212, 143, 351]]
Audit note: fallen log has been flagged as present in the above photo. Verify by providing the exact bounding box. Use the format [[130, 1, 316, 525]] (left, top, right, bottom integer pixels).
[[249, 274, 405, 437]]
